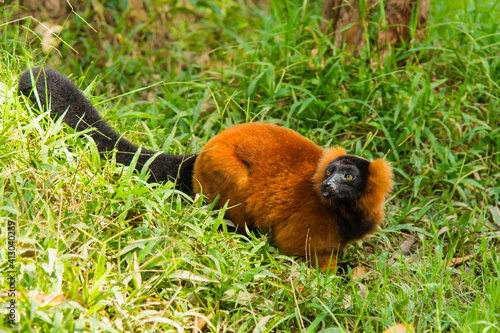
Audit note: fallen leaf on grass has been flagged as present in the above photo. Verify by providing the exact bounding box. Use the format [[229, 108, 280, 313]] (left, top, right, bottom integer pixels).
[[404, 253, 422, 265], [487, 205, 500, 227], [34, 22, 63, 54], [252, 315, 274, 333], [342, 295, 352, 309], [484, 221, 500, 231], [352, 265, 370, 281], [0, 291, 20, 299], [400, 238, 415, 256], [142, 317, 183, 333], [358, 283, 367, 299], [437, 226, 449, 237], [33, 292, 65, 307], [18, 241, 38, 258], [386, 237, 418, 265], [448, 254, 475, 267], [169, 270, 219, 284], [193, 301, 218, 333], [383, 323, 415, 333], [341, 282, 367, 307], [201, 101, 216, 113], [297, 283, 307, 297], [308, 48, 325, 69]]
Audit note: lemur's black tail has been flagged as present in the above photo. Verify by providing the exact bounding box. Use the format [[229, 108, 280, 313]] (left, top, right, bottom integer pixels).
[[18, 67, 196, 190]]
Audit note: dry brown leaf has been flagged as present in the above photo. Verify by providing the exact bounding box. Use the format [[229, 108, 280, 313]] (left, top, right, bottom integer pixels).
[[201, 101, 216, 113], [297, 284, 307, 297], [18, 241, 37, 258], [34, 22, 63, 54], [437, 226, 449, 237], [357, 283, 367, 299], [308, 48, 325, 68], [34, 292, 65, 307], [386, 238, 416, 265], [488, 206, 500, 227], [342, 295, 352, 309], [400, 238, 415, 256], [193, 301, 218, 333], [169, 271, 219, 284], [383, 323, 415, 333], [484, 220, 500, 231], [448, 254, 475, 267], [405, 253, 421, 265], [0, 291, 20, 299], [352, 265, 370, 281]]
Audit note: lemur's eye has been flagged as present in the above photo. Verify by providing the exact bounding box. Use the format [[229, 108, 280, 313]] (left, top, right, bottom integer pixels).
[[345, 174, 354, 180], [326, 170, 331, 176]]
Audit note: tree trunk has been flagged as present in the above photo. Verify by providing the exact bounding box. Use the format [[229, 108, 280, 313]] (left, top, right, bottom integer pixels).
[[321, 0, 430, 57]]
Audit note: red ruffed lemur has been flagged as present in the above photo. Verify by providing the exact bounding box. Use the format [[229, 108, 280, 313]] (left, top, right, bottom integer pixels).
[[18, 67, 393, 270]]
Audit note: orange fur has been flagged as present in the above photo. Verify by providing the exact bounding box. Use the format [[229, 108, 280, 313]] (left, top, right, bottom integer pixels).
[[17, 67, 391, 272], [193, 123, 393, 269], [358, 159, 394, 229]]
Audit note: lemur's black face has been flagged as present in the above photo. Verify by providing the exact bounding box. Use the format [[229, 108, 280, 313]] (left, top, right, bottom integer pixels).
[[321, 155, 370, 201]]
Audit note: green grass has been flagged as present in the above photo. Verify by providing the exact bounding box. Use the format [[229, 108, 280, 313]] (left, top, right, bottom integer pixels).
[[1, 0, 500, 331]]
